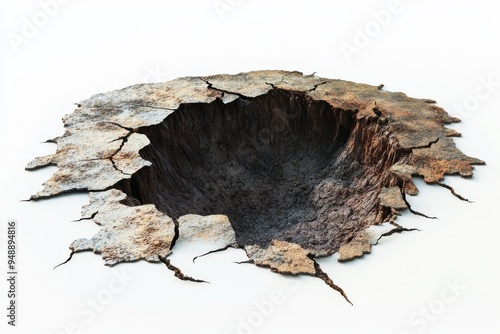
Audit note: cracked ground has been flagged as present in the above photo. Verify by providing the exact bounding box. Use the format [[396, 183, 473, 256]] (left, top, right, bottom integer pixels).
[[26, 70, 484, 303]]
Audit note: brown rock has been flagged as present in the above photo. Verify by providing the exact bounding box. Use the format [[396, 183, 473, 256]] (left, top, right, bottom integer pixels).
[[70, 189, 175, 266], [338, 231, 373, 262], [245, 240, 316, 275]]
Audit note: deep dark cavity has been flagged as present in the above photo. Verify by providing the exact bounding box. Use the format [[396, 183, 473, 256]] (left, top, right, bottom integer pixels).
[[117, 89, 407, 256]]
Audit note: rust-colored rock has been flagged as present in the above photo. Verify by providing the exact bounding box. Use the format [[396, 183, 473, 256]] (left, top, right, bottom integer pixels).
[[27, 70, 484, 303]]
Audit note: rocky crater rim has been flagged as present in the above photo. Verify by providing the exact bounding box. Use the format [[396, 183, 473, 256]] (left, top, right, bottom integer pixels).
[[117, 88, 409, 256], [25, 70, 484, 302]]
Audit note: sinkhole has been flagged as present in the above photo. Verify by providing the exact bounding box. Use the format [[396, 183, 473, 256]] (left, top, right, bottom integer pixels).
[[117, 88, 407, 256], [27, 71, 484, 302]]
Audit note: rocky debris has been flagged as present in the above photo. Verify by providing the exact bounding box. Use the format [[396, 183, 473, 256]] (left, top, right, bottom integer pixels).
[[27, 70, 484, 303], [70, 189, 175, 266], [245, 240, 316, 276], [177, 214, 237, 245], [378, 186, 407, 211], [338, 231, 373, 262]]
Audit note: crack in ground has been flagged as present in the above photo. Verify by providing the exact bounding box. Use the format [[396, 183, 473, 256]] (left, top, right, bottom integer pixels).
[[265, 81, 279, 89], [158, 255, 208, 283], [201, 78, 251, 100], [374, 225, 420, 246], [437, 182, 472, 202], [133, 104, 176, 111], [265, 76, 289, 89], [105, 121, 134, 132], [262, 78, 331, 92], [401, 192, 438, 220], [169, 218, 180, 251], [308, 81, 331, 92], [408, 137, 440, 151], [34, 122, 137, 176], [43, 137, 60, 144], [192, 244, 238, 263], [53, 251, 75, 270], [72, 211, 98, 222], [106, 126, 135, 175], [311, 258, 352, 305], [109, 157, 132, 175]]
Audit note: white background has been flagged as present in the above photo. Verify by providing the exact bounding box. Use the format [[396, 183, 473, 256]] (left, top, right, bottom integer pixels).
[[1, 1, 499, 333]]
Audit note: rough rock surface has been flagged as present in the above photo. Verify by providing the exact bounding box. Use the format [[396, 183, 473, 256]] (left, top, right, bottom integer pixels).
[[27, 70, 484, 303], [338, 231, 373, 262], [70, 189, 175, 266], [378, 186, 407, 211], [245, 240, 317, 276], [177, 214, 237, 245]]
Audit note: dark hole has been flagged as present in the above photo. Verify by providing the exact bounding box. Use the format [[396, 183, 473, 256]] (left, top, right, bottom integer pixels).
[[117, 89, 402, 256]]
